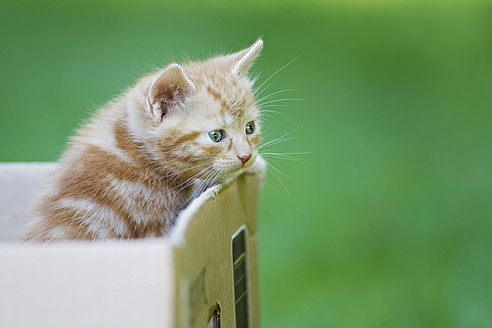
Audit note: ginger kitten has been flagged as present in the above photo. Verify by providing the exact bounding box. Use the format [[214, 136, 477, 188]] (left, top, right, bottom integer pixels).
[[24, 39, 266, 241]]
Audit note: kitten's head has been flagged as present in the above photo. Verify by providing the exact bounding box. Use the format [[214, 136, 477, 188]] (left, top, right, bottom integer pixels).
[[129, 39, 263, 184]]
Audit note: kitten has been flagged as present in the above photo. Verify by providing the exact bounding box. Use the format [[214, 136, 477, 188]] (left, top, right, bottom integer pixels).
[[23, 39, 266, 241]]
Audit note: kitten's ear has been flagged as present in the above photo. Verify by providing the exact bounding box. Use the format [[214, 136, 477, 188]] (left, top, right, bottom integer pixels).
[[231, 38, 264, 77], [146, 63, 195, 121]]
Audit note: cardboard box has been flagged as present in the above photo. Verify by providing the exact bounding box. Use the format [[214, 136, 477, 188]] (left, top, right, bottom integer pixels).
[[0, 163, 260, 328]]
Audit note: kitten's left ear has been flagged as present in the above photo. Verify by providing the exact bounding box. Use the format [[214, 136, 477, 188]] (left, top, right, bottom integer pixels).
[[146, 63, 195, 121], [231, 38, 264, 77]]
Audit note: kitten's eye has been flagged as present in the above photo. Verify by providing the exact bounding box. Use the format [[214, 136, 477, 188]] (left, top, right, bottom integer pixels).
[[208, 130, 224, 142], [245, 121, 255, 135]]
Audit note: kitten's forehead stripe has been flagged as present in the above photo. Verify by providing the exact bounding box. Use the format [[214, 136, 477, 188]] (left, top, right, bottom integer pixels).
[[206, 85, 229, 110], [230, 106, 246, 121], [199, 72, 255, 120]]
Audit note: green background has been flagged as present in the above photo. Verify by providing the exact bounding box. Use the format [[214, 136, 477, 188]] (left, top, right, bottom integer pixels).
[[1, 0, 492, 327]]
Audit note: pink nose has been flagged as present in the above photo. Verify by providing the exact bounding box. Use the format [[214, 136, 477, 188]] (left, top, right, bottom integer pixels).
[[237, 154, 252, 165]]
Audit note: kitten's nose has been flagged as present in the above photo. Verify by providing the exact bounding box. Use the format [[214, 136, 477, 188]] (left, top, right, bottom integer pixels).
[[238, 154, 252, 165]]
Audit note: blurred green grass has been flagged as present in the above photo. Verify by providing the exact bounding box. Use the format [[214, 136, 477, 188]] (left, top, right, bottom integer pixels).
[[1, 1, 492, 327]]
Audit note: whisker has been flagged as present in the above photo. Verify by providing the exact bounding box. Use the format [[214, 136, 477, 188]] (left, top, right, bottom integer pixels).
[[258, 122, 306, 150], [175, 166, 210, 189], [267, 161, 297, 185], [261, 113, 284, 126], [256, 89, 299, 104], [258, 98, 306, 106], [255, 82, 274, 99], [261, 152, 310, 162], [187, 170, 213, 196], [263, 151, 311, 155], [170, 163, 208, 184], [265, 162, 289, 193], [258, 137, 295, 150], [185, 168, 221, 203], [260, 104, 293, 108], [254, 57, 296, 97], [261, 109, 293, 120]]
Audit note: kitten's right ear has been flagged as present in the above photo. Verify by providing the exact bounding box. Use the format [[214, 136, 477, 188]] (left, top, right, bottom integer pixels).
[[146, 64, 195, 121], [231, 38, 264, 77]]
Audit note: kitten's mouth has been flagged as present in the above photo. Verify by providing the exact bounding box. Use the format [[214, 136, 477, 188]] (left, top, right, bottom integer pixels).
[[227, 156, 256, 177], [242, 154, 256, 169], [242, 160, 253, 169], [203, 154, 256, 183]]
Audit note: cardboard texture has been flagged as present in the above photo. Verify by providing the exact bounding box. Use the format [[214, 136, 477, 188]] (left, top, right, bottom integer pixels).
[[0, 163, 260, 328]]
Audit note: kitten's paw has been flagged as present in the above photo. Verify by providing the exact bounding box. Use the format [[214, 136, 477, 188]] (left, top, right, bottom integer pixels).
[[244, 154, 266, 184], [209, 184, 220, 200]]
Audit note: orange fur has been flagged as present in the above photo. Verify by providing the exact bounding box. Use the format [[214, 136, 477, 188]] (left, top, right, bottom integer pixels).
[[24, 39, 265, 241]]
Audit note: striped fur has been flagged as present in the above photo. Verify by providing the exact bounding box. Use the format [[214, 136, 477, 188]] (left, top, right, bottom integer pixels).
[[24, 39, 265, 241]]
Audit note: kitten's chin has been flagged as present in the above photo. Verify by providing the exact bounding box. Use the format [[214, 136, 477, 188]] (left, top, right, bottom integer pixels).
[[221, 168, 245, 182], [213, 155, 258, 183]]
